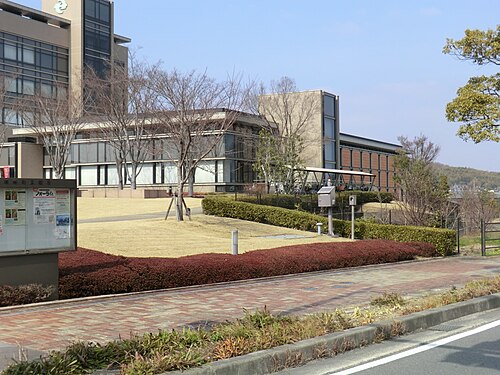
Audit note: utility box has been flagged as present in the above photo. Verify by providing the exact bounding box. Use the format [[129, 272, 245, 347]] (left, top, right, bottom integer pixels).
[[349, 195, 357, 206], [318, 186, 336, 207]]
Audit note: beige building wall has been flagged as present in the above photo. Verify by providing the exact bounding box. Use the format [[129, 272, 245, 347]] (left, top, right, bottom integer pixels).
[[114, 44, 128, 66], [42, 0, 85, 105], [0, 9, 70, 46], [259, 90, 324, 169], [17, 142, 43, 178]]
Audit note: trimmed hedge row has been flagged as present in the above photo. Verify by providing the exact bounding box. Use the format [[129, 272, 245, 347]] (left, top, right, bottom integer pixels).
[[59, 240, 436, 299], [0, 284, 55, 307], [236, 191, 393, 211], [202, 196, 456, 256]]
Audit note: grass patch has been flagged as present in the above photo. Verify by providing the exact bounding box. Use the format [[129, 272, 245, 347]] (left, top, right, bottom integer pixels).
[[77, 198, 350, 258], [5, 276, 499, 375], [459, 235, 500, 256], [370, 292, 406, 308]]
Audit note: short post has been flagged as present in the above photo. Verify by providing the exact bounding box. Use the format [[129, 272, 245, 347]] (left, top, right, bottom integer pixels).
[[316, 222, 323, 235], [351, 205, 355, 240], [232, 229, 238, 255], [480, 220, 485, 256], [349, 195, 357, 240], [328, 207, 334, 236]]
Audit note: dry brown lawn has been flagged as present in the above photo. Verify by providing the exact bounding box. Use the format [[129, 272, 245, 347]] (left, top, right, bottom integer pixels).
[[77, 197, 350, 258], [362, 201, 401, 213]]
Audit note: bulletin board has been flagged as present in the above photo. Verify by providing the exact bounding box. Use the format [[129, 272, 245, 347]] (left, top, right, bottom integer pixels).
[[0, 179, 77, 256]]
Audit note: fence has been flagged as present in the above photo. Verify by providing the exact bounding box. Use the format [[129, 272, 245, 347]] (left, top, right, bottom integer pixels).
[[481, 220, 500, 256]]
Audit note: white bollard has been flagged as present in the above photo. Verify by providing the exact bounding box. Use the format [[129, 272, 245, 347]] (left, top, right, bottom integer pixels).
[[232, 229, 238, 255], [351, 205, 355, 240], [316, 222, 323, 235]]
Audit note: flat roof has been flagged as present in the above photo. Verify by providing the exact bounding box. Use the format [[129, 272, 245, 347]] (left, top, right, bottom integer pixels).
[[114, 34, 131, 44], [0, 0, 71, 28], [340, 132, 401, 153], [11, 109, 269, 136], [300, 166, 375, 178]]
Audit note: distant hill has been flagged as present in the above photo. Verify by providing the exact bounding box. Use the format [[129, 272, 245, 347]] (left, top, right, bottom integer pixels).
[[433, 163, 500, 191]]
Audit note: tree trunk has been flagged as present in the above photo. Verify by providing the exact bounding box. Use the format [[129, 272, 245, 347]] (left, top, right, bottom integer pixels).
[[54, 167, 64, 179], [176, 163, 185, 221], [176, 183, 184, 221], [188, 169, 194, 197], [114, 153, 124, 190], [130, 163, 137, 190]]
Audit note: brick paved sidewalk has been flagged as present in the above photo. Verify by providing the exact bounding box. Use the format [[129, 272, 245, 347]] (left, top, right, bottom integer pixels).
[[0, 256, 498, 362]]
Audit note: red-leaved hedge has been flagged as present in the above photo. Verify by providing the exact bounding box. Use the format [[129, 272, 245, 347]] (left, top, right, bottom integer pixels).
[[58, 240, 437, 299]]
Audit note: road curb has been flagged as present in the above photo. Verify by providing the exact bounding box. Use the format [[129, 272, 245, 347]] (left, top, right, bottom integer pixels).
[[164, 293, 500, 375]]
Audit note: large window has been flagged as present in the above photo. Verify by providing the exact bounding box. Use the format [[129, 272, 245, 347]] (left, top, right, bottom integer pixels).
[[83, 0, 111, 81], [85, 0, 111, 24], [323, 95, 335, 117], [4, 43, 17, 60], [324, 118, 335, 139], [0, 32, 69, 127], [322, 94, 338, 168]]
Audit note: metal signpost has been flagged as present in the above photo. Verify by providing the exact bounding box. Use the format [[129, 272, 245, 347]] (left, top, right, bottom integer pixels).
[[318, 186, 336, 236]]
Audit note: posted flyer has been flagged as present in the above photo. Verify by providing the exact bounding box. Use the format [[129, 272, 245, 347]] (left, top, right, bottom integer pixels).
[[33, 188, 56, 225], [55, 189, 71, 239], [4, 190, 26, 226]]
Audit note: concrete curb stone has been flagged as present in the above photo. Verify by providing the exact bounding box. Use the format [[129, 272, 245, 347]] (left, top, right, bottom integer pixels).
[[162, 293, 500, 375]]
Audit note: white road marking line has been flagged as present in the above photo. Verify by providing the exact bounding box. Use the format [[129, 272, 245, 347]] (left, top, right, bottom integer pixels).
[[327, 319, 500, 375]]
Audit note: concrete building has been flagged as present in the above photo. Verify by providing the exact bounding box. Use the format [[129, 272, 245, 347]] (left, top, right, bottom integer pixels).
[[1, 0, 401, 195], [0, 0, 129, 180], [259, 90, 401, 193]]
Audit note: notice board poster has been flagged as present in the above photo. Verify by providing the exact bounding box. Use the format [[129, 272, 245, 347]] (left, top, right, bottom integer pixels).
[[33, 188, 56, 225], [55, 189, 71, 239], [4, 190, 26, 226]]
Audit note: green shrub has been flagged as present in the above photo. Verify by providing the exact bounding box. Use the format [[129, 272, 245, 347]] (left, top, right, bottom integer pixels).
[[360, 222, 455, 256], [202, 196, 456, 256], [236, 191, 394, 212]]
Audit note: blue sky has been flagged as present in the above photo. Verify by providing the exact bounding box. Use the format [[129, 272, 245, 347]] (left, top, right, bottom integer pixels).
[[25, 1, 500, 172]]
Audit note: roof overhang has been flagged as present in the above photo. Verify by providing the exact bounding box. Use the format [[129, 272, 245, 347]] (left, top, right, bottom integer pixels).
[[300, 166, 375, 178]]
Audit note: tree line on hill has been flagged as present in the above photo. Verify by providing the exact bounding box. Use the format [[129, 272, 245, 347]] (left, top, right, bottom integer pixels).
[[433, 163, 500, 192]]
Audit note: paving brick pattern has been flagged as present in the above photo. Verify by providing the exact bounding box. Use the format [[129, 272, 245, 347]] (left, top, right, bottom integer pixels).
[[0, 257, 499, 353]]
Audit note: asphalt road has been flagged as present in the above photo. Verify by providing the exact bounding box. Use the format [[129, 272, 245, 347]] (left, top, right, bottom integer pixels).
[[272, 309, 500, 375]]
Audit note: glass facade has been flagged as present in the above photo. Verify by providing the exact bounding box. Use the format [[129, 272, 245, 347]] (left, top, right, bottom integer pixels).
[[0, 32, 69, 126], [83, 0, 112, 79], [322, 93, 338, 170], [42, 127, 258, 190]]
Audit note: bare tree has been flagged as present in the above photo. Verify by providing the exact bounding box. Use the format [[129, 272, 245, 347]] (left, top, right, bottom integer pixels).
[[152, 69, 251, 221], [86, 55, 159, 189], [258, 77, 319, 140], [256, 77, 319, 193], [395, 135, 449, 226], [458, 181, 499, 235], [15, 80, 86, 179]]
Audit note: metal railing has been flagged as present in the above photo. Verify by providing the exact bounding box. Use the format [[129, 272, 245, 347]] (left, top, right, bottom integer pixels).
[[481, 220, 500, 256]]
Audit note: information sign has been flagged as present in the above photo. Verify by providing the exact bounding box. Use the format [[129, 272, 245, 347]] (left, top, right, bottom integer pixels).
[[0, 179, 77, 256]]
